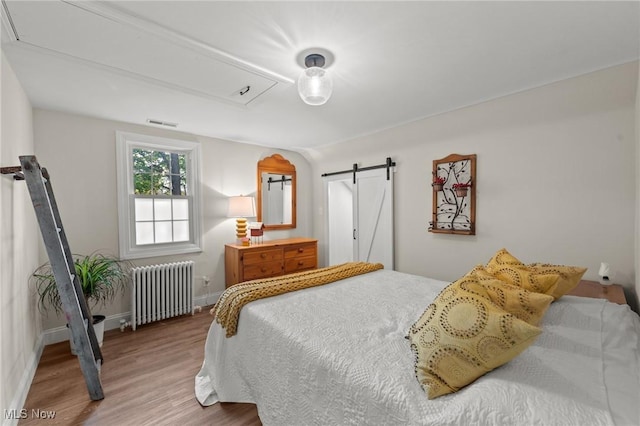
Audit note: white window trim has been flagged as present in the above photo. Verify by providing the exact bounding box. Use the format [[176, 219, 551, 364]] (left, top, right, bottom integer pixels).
[[116, 131, 203, 259]]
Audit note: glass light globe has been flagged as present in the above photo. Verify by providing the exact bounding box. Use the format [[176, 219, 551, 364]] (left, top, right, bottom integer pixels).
[[297, 67, 333, 106]]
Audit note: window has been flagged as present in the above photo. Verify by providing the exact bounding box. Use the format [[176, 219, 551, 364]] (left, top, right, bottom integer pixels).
[[116, 132, 202, 259]]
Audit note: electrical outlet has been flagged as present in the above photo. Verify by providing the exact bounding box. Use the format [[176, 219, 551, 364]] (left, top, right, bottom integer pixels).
[[203, 275, 210, 286]]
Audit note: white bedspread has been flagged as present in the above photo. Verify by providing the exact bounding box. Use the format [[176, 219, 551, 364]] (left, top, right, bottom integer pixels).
[[195, 270, 640, 426]]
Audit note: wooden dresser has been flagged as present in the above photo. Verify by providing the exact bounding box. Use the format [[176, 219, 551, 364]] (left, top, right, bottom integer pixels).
[[567, 279, 627, 305], [225, 237, 318, 287]]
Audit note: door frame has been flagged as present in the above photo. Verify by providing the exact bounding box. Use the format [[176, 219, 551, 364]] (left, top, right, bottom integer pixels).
[[323, 164, 395, 269]]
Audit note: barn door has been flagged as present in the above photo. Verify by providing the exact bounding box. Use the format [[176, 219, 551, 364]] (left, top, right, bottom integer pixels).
[[324, 166, 394, 269], [353, 168, 394, 269]]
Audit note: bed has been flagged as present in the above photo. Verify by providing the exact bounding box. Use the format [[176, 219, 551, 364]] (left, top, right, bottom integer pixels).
[[195, 268, 640, 425]]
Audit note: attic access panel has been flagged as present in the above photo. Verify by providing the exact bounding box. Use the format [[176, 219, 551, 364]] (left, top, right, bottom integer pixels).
[[3, 0, 284, 106]]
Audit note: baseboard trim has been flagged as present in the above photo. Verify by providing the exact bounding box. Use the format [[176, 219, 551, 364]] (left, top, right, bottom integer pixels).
[[194, 291, 222, 309], [2, 334, 45, 426], [42, 292, 222, 344], [42, 311, 133, 345]]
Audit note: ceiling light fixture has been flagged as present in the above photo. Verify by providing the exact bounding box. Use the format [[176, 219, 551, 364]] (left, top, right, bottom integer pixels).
[[298, 53, 333, 106]]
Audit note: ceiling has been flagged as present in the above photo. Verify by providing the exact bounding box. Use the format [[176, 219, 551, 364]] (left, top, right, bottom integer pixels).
[[1, 1, 639, 152]]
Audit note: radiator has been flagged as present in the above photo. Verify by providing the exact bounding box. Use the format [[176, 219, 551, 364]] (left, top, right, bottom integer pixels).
[[131, 261, 194, 330]]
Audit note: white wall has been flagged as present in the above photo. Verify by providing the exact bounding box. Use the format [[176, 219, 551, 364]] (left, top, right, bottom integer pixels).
[[1, 53, 41, 424], [33, 109, 312, 330], [310, 62, 639, 312], [636, 60, 640, 309]]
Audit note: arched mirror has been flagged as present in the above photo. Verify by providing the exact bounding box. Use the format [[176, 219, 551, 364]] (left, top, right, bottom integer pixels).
[[257, 154, 296, 230]]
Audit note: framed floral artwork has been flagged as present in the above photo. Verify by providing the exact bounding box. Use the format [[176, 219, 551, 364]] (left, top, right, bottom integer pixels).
[[429, 153, 476, 235]]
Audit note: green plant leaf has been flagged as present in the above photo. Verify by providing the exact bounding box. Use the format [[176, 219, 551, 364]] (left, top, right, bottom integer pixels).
[[31, 252, 131, 317]]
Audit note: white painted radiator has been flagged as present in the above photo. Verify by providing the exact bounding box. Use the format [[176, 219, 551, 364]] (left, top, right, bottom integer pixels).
[[131, 261, 194, 330]]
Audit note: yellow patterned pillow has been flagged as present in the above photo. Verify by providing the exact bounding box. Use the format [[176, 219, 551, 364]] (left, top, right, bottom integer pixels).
[[486, 248, 560, 296], [486, 248, 522, 266], [527, 263, 587, 300], [408, 275, 542, 399], [468, 265, 554, 325]]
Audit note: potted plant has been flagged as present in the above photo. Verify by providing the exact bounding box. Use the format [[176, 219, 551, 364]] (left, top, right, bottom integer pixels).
[[32, 252, 130, 353], [432, 176, 446, 192], [452, 182, 472, 197]]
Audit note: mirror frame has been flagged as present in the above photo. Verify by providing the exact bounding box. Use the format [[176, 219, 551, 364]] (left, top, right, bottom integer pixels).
[[257, 154, 297, 230]]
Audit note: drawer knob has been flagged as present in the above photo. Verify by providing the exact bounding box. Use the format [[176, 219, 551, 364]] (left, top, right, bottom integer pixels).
[[260, 253, 267, 258], [298, 248, 304, 253], [298, 261, 304, 266], [261, 267, 267, 272]]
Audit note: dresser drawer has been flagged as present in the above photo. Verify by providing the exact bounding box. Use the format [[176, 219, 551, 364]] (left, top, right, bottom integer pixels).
[[284, 243, 317, 260], [243, 248, 283, 265], [284, 256, 317, 273], [243, 261, 283, 280], [225, 238, 318, 287]]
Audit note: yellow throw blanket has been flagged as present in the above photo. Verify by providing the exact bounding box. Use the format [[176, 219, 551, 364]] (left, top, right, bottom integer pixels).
[[211, 261, 384, 337]]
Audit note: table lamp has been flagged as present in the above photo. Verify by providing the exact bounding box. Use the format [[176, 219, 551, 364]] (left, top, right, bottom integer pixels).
[[598, 262, 611, 285], [227, 195, 256, 243]]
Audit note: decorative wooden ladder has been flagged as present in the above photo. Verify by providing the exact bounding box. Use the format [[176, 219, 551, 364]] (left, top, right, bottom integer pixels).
[[1, 155, 104, 400]]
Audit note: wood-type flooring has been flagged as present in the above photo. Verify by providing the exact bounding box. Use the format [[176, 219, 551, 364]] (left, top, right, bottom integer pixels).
[[19, 309, 262, 425]]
